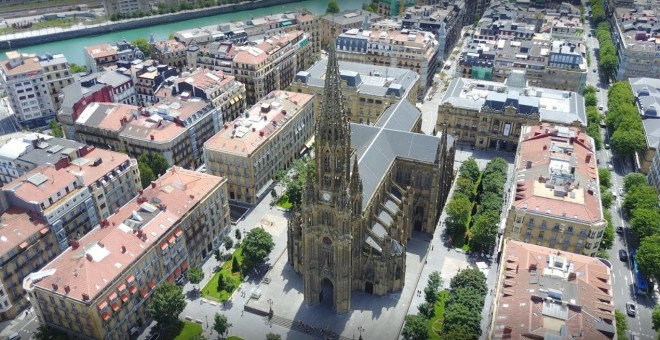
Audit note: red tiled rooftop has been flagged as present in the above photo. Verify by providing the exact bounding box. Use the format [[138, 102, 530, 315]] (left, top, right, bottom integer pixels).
[[8, 165, 78, 204], [173, 69, 235, 92], [491, 240, 614, 340], [512, 124, 603, 223], [1, 52, 42, 76], [233, 30, 305, 65], [0, 208, 47, 257], [86, 43, 118, 59], [63, 148, 131, 187], [33, 167, 225, 302]]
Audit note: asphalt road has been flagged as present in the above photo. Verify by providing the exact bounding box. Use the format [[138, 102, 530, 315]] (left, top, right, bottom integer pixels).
[[584, 11, 656, 338]]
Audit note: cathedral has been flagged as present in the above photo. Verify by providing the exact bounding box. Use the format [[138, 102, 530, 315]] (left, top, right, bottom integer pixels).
[[287, 34, 456, 313]]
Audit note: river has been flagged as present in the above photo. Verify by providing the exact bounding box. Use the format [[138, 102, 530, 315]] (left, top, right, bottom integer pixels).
[[0, 0, 369, 64]]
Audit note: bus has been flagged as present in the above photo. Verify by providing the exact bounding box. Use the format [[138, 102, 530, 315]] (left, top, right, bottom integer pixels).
[[631, 249, 650, 295]]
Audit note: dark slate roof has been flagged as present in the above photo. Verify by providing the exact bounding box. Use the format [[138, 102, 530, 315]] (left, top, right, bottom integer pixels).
[[17, 137, 85, 167], [373, 99, 420, 131]]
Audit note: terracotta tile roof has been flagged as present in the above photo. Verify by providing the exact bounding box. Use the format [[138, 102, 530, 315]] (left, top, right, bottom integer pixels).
[[233, 30, 305, 65], [154, 39, 186, 52], [76, 102, 138, 132], [0, 208, 47, 257], [512, 124, 603, 223], [204, 90, 313, 156], [33, 167, 225, 302], [86, 43, 118, 59], [8, 165, 78, 204], [63, 148, 131, 187], [1, 52, 42, 76], [173, 69, 235, 93], [491, 240, 615, 340]]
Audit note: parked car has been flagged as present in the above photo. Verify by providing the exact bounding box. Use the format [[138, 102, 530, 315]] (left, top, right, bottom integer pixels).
[[608, 163, 614, 171], [619, 249, 628, 261], [604, 143, 610, 150], [599, 105, 604, 111], [626, 302, 637, 316], [616, 226, 624, 234]]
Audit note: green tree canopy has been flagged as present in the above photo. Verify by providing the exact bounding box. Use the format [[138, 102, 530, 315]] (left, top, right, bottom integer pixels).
[[478, 191, 503, 215], [235, 228, 242, 241], [456, 177, 477, 199], [424, 271, 443, 305], [147, 282, 186, 327], [600, 186, 613, 209], [598, 168, 612, 188], [223, 236, 233, 251], [131, 38, 152, 58], [630, 208, 660, 241], [450, 268, 487, 296], [636, 234, 660, 283], [601, 223, 614, 250], [33, 325, 69, 340], [583, 85, 597, 96], [652, 305, 660, 330], [48, 119, 64, 138], [188, 267, 204, 286], [68, 63, 88, 74], [149, 153, 170, 177], [470, 210, 499, 252], [213, 312, 232, 337], [445, 194, 473, 238], [459, 156, 481, 182], [266, 333, 282, 340], [615, 310, 628, 339], [624, 173, 648, 192], [481, 172, 506, 197], [138, 160, 156, 189], [623, 185, 659, 214], [402, 314, 429, 340], [610, 128, 646, 156], [584, 93, 598, 107], [482, 158, 508, 178], [442, 301, 482, 337], [326, 0, 340, 13], [242, 228, 274, 271]]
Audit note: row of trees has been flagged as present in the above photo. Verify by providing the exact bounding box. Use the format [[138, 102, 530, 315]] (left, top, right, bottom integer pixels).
[[594, 22, 618, 83], [596, 167, 614, 257], [588, 0, 606, 27], [445, 157, 480, 244], [402, 271, 444, 339], [440, 268, 488, 339], [605, 82, 646, 156], [583, 85, 603, 149], [275, 156, 314, 207]]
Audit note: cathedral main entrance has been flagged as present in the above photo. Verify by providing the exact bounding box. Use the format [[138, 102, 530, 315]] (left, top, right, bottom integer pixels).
[[319, 278, 334, 307], [365, 281, 374, 294]]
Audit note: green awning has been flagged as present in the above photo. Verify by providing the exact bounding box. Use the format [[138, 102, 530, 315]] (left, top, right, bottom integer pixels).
[[281, 20, 292, 27]]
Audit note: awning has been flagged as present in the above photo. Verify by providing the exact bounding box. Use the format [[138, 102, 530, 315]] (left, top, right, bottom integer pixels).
[[111, 302, 120, 312], [129, 286, 137, 294], [230, 98, 236, 105], [175, 229, 183, 238], [168, 235, 176, 244], [40, 227, 49, 235], [255, 179, 274, 198], [140, 288, 148, 298], [108, 292, 117, 301], [161, 243, 168, 251], [98, 301, 108, 310], [127, 275, 135, 284], [148, 281, 156, 290], [174, 268, 181, 277], [167, 275, 174, 282], [102, 312, 111, 321], [120, 294, 128, 303], [19, 242, 28, 249], [181, 260, 188, 270], [281, 20, 292, 26], [117, 283, 126, 292]]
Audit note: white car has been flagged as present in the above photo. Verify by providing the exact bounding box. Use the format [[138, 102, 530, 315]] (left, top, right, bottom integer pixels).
[[608, 164, 613, 171], [599, 105, 604, 111]]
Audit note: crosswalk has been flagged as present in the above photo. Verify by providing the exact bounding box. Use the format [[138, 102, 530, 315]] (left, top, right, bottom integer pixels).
[[265, 314, 353, 340]]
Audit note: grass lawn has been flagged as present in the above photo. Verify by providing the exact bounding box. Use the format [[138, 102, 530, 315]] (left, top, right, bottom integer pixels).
[[428, 290, 449, 339], [276, 195, 293, 209], [0, 18, 88, 35], [226, 337, 245, 340], [162, 321, 203, 340], [201, 244, 244, 302]]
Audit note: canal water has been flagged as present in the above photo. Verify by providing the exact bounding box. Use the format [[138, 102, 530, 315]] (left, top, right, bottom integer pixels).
[[0, 0, 369, 64]]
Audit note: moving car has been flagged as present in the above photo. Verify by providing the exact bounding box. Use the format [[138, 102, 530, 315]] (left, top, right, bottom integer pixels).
[[619, 249, 628, 261], [608, 163, 613, 171], [599, 105, 604, 111], [616, 226, 624, 234], [604, 143, 610, 149], [626, 302, 637, 316]]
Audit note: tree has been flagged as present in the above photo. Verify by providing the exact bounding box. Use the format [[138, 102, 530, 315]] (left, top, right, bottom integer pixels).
[[611, 128, 646, 155], [459, 157, 481, 182], [401, 314, 429, 340], [652, 305, 660, 330], [132, 38, 152, 58], [470, 210, 499, 252], [266, 333, 282, 340], [48, 119, 64, 138], [600, 187, 613, 209], [417, 301, 435, 318], [478, 192, 503, 215], [450, 268, 487, 296], [442, 301, 482, 337], [624, 173, 648, 192], [481, 172, 505, 196], [636, 235, 660, 283], [69, 62, 88, 74], [235, 228, 242, 241], [149, 153, 170, 177], [138, 160, 156, 189], [623, 185, 659, 214], [242, 228, 274, 271], [33, 325, 69, 340], [615, 310, 628, 340], [630, 208, 660, 240], [147, 282, 186, 327], [187, 267, 204, 295], [456, 177, 476, 199], [598, 168, 612, 188], [223, 236, 233, 251], [231, 256, 240, 273], [213, 312, 232, 338], [424, 271, 443, 305], [326, 0, 340, 14], [583, 85, 597, 96], [601, 223, 614, 250], [445, 194, 473, 238], [584, 93, 598, 107]]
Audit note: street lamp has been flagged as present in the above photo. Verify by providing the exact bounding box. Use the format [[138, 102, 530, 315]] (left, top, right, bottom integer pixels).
[[358, 326, 365, 340], [205, 315, 208, 329]]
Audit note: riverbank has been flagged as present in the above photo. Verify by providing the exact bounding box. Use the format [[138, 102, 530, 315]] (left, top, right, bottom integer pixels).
[[0, 0, 303, 50]]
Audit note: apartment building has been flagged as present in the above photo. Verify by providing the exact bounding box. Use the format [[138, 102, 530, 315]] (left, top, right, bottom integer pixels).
[[0, 208, 57, 321], [85, 44, 119, 73], [134, 63, 178, 107], [25, 167, 230, 339], [489, 240, 615, 339], [542, 3, 583, 42], [290, 60, 419, 124], [57, 71, 136, 139], [204, 91, 314, 204], [377, 0, 416, 17], [103, 0, 149, 18], [149, 38, 187, 70], [400, 4, 464, 61], [172, 68, 246, 124], [504, 124, 606, 256], [320, 10, 382, 47], [297, 13, 321, 53], [463, 0, 491, 25], [335, 26, 439, 95], [612, 6, 660, 80], [0, 52, 74, 129], [74, 93, 220, 170], [438, 73, 586, 151], [631, 77, 660, 175]]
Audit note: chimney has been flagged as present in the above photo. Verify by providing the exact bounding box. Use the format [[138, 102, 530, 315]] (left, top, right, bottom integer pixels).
[[259, 131, 264, 137], [86, 253, 94, 262], [252, 127, 256, 132], [121, 245, 127, 254], [98, 241, 105, 248], [150, 135, 154, 140], [69, 239, 80, 249], [151, 181, 157, 188], [64, 285, 71, 294], [139, 189, 143, 195], [82, 293, 90, 301], [52, 283, 58, 291]]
